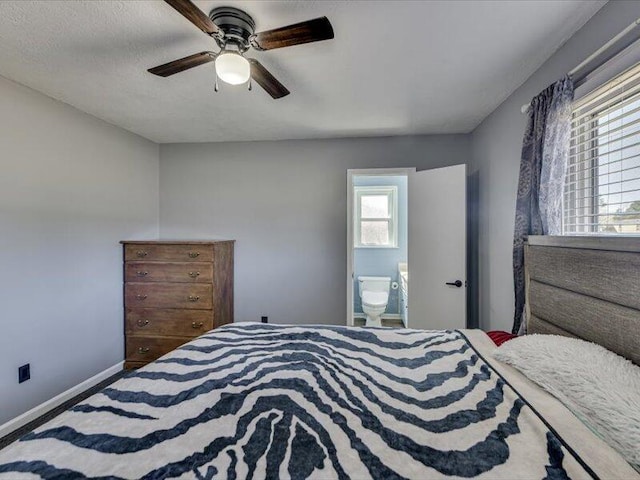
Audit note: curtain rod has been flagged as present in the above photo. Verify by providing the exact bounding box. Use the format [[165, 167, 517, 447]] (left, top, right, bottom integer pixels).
[[520, 17, 640, 114]]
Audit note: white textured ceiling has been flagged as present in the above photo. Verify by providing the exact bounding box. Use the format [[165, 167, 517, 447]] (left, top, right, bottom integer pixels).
[[0, 0, 605, 143]]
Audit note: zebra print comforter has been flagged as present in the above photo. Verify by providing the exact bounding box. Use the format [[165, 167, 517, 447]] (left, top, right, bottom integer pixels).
[[0, 323, 632, 479]]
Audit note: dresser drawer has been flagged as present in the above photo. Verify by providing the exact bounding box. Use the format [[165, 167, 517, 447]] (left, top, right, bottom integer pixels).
[[126, 308, 214, 336], [124, 361, 147, 370], [124, 244, 214, 263], [125, 283, 213, 309], [126, 335, 189, 363], [125, 262, 213, 284]]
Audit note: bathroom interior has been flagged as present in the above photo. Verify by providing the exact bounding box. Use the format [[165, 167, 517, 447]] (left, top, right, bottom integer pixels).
[[353, 174, 409, 328]]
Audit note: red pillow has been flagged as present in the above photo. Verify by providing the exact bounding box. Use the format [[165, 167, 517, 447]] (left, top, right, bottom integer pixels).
[[487, 330, 517, 346]]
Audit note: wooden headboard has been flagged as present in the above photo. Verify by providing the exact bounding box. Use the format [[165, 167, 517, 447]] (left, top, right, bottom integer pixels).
[[525, 236, 640, 365]]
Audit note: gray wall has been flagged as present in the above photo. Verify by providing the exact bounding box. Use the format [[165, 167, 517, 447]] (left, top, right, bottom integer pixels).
[[353, 175, 408, 315], [160, 135, 470, 325], [0, 76, 159, 425], [470, 0, 640, 331]]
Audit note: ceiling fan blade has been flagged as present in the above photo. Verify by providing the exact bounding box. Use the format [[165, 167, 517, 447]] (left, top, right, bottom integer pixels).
[[251, 17, 334, 51], [164, 0, 219, 36], [249, 59, 290, 99], [148, 51, 216, 77]]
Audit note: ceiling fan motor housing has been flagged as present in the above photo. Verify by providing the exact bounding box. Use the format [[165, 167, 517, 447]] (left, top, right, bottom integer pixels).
[[209, 7, 256, 52]]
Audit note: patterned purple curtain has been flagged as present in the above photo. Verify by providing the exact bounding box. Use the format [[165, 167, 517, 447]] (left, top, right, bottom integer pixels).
[[512, 76, 574, 334]]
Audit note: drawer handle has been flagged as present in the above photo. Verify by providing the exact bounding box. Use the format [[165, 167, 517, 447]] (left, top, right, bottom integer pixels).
[[192, 321, 204, 329], [188, 295, 200, 302], [136, 271, 149, 277], [188, 271, 200, 278], [136, 319, 149, 327], [136, 294, 147, 301], [138, 347, 150, 354], [188, 252, 200, 258], [136, 250, 148, 258]]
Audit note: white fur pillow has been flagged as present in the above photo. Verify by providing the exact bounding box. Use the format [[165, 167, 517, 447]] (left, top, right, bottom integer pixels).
[[493, 334, 640, 469]]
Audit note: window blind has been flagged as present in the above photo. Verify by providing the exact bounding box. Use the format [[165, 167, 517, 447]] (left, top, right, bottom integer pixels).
[[564, 62, 640, 234]]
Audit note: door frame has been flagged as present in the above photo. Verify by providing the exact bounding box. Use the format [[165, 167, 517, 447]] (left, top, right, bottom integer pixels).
[[346, 167, 416, 326]]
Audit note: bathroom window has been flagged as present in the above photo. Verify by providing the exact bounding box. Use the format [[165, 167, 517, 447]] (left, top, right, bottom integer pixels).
[[354, 186, 398, 248]]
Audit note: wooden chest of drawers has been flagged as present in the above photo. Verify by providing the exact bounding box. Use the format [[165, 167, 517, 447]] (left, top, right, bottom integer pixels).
[[121, 240, 234, 369]]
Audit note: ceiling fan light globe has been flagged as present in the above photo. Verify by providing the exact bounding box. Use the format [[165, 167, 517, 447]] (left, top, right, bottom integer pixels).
[[215, 52, 251, 85]]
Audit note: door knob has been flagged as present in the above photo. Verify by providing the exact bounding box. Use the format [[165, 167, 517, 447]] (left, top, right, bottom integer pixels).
[[446, 280, 463, 288]]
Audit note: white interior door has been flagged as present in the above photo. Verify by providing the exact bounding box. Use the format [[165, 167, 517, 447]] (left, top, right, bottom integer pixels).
[[408, 164, 466, 330]]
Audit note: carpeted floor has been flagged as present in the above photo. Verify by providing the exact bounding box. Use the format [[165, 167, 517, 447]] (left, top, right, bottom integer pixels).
[[0, 370, 127, 451]]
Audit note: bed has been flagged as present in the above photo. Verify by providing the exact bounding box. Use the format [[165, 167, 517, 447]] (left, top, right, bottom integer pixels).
[[0, 236, 638, 479]]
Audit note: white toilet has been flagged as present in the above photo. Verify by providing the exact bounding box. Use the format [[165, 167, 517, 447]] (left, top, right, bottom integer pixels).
[[358, 276, 391, 327]]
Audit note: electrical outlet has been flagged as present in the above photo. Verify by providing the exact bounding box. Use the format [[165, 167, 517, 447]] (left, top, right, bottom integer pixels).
[[261, 316, 268, 323], [18, 364, 30, 383]]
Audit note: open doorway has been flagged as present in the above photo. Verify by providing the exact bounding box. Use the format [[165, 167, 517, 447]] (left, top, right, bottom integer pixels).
[[347, 165, 468, 330], [347, 168, 414, 327]]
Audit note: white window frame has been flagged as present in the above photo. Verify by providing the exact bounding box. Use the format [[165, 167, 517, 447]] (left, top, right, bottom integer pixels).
[[354, 185, 398, 248], [563, 62, 640, 236]]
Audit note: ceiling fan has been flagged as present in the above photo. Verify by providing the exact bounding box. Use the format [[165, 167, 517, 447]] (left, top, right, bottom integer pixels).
[[148, 0, 335, 99]]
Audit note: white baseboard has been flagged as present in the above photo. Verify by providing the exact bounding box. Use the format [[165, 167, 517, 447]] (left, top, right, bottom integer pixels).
[[0, 361, 124, 439]]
